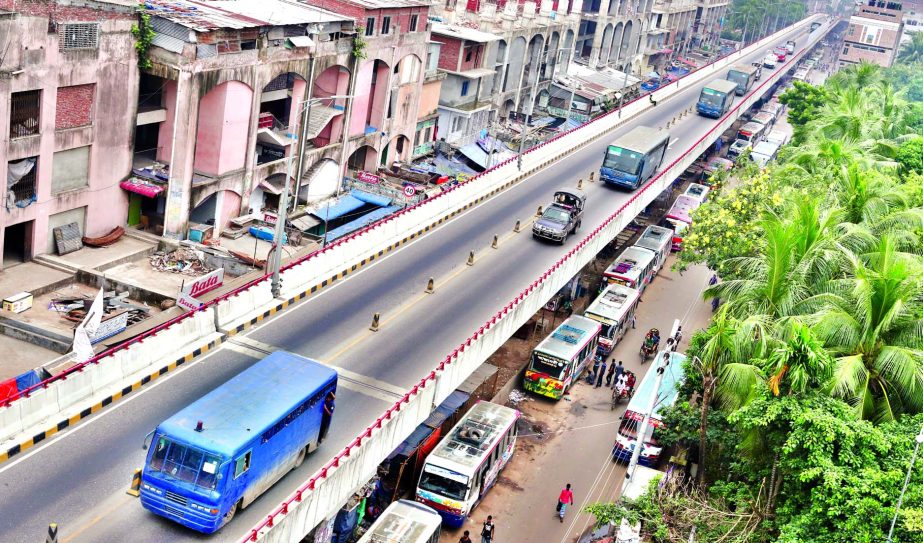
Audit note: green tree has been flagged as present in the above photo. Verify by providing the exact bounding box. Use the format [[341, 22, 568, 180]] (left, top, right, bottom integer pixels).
[[810, 235, 923, 421], [898, 30, 923, 64], [897, 138, 923, 176], [778, 81, 829, 143]]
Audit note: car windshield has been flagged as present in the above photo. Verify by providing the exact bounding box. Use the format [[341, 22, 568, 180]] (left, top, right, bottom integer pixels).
[[699, 88, 723, 107], [603, 146, 643, 175], [419, 467, 469, 501], [530, 352, 568, 380], [148, 436, 222, 491], [542, 207, 570, 224]]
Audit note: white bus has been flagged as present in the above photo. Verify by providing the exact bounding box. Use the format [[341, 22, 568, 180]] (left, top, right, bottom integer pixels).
[[632, 225, 673, 276], [584, 284, 641, 356], [524, 315, 602, 399], [416, 402, 520, 528], [603, 246, 657, 292], [357, 500, 442, 543]]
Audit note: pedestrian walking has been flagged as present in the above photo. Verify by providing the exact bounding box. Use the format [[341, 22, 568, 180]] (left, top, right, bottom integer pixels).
[[630, 314, 637, 329], [556, 484, 575, 523], [481, 515, 496, 543], [605, 363, 616, 386], [589, 358, 601, 384], [610, 360, 624, 388], [595, 359, 607, 388], [460, 530, 473, 543]]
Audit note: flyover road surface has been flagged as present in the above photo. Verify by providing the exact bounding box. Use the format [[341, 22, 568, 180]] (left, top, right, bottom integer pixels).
[[0, 22, 819, 543]]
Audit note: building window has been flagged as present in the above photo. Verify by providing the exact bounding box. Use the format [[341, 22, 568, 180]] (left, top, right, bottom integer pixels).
[[410, 14, 419, 32], [365, 18, 375, 36], [60, 23, 99, 51], [7, 158, 37, 207], [465, 47, 473, 62], [461, 81, 470, 96], [55, 84, 95, 130], [381, 16, 391, 35], [52, 146, 90, 194], [9, 90, 41, 138]]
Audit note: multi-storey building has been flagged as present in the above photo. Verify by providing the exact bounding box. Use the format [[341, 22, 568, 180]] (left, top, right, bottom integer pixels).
[[0, 0, 137, 269], [692, 0, 731, 52], [839, 0, 905, 68], [412, 41, 445, 158], [652, 0, 699, 58], [130, 0, 430, 240], [431, 0, 582, 146], [575, 0, 655, 71]]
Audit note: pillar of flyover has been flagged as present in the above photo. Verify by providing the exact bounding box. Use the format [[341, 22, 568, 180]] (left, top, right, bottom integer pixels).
[[163, 71, 202, 241]]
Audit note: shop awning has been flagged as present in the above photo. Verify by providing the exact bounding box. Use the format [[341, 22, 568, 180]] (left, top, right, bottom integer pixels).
[[324, 205, 400, 241], [120, 178, 165, 198], [311, 194, 366, 222]]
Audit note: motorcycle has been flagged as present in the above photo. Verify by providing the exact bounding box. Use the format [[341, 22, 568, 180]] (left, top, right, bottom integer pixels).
[[639, 329, 660, 363], [610, 371, 636, 410]]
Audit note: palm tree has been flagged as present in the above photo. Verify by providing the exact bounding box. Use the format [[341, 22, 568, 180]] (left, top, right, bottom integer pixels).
[[898, 31, 923, 64], [763, 320, 833, 396], [689, 309, 766, 485], [809, 235, 923, 421], [706, 200, 847, 320]]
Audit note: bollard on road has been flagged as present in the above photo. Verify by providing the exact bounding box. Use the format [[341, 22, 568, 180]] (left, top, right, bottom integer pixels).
[[536, 205, 543, 217], [425, 277, 434, 294], [47, 523, 58, 543], [126, 468, 142, 497], [491, 235, 498, 249], [577, 178, 583, 190], [370, 312, 381, 332], [514, 220, 521, 233], [467, 251, 475, 266]]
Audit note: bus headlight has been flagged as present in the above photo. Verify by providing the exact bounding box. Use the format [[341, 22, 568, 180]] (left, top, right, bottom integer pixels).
[[190, 502, 219, 515], [142, 483, 163, 495]]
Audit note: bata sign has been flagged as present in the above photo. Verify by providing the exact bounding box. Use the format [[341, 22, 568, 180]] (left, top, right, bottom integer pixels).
[[182, 268, 224, 298], [357, 171, 381, 184]]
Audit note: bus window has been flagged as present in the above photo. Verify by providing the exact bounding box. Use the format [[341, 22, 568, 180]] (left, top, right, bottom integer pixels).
[[234, 451, 251, 479]]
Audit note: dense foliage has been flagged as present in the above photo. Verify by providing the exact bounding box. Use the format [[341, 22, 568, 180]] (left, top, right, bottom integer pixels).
[[587, 57, 923, 542]]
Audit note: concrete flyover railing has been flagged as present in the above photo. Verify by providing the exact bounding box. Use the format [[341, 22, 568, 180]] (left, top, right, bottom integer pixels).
[[0, 10, 823, 457], [239, 17, 829, 543]]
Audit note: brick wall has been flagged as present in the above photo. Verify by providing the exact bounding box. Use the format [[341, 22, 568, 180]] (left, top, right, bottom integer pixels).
[[0, 0, 133, 21], [459, 43, 484, 71], [55, 84, 96, 129], [433, 36, 462, 71]]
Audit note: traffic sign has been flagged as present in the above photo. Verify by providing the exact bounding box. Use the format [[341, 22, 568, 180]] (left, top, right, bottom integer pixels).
[[403, 184, 416, 198]]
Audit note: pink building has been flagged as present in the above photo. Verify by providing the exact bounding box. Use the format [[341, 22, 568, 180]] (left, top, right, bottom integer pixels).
[[0, 0, 137, 269], [839, 1, 905, 68], [129, 0, 431, 240]]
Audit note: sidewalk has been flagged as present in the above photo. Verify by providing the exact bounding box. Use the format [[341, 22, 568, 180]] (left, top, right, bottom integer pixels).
[[439, 255, 715, 543]]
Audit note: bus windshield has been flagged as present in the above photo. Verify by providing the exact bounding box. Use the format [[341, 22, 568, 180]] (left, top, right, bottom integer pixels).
[[699, 88, 724, 107], [603, 146, 643, 175], [530, 352, 568, 380], [618, 418, 658, 445], [148, 436, 223, 491], [419, 466, 469, 501], [599, 323, 615, 340], [727, 71, 748, 87]]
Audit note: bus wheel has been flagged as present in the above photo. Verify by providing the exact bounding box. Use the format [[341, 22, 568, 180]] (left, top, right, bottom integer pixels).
[[294, 446, 308, 469], [223, 501, 240, 526]]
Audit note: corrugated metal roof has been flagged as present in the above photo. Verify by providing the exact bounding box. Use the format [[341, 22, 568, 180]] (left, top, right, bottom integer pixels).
[[145, 0, 350, 32], [325, 205, 400, 241]]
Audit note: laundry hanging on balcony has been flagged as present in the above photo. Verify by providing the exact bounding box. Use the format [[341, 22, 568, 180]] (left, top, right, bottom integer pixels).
[[6, 158, 36, 211]]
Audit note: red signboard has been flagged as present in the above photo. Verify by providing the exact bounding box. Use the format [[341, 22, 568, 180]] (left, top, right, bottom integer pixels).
[[357, 171, 381, 184]]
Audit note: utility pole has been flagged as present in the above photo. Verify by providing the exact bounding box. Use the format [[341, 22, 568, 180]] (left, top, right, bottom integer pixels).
[[621, 349, 672, 495], [887, 424, 923, 543]]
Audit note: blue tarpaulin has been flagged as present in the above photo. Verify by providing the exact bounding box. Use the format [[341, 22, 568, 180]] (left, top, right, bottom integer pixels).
[[324, 205, 400, 241], [350, 189, 391, 207], [458, 143, 490, 170], [422, 390, 469, 429], [312, 195, 365, 222], [14, 370, 42, 392]]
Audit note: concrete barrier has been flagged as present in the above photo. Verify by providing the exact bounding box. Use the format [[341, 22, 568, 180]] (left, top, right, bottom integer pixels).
[[240, 16, 831, 543], [0, 308, 220, 447], [215, 280, 277, 332]]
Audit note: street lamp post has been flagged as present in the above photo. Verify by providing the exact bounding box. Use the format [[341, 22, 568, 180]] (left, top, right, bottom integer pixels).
[[887, 424, 923, 543], [269, 94, 352, 298]]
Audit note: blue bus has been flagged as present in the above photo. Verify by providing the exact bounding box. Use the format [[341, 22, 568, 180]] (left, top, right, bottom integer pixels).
[[695, 79, 737, 118], [612, 351, 685, 466], [599, 126, 671, 190], [139, 351, 337, 533]]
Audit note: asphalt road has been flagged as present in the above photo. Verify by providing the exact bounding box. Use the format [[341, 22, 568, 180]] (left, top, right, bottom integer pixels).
[[0, 21, 823, 543]]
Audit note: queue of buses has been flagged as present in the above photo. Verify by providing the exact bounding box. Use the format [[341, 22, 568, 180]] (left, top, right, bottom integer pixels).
[[131, 31, 806, 536]]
